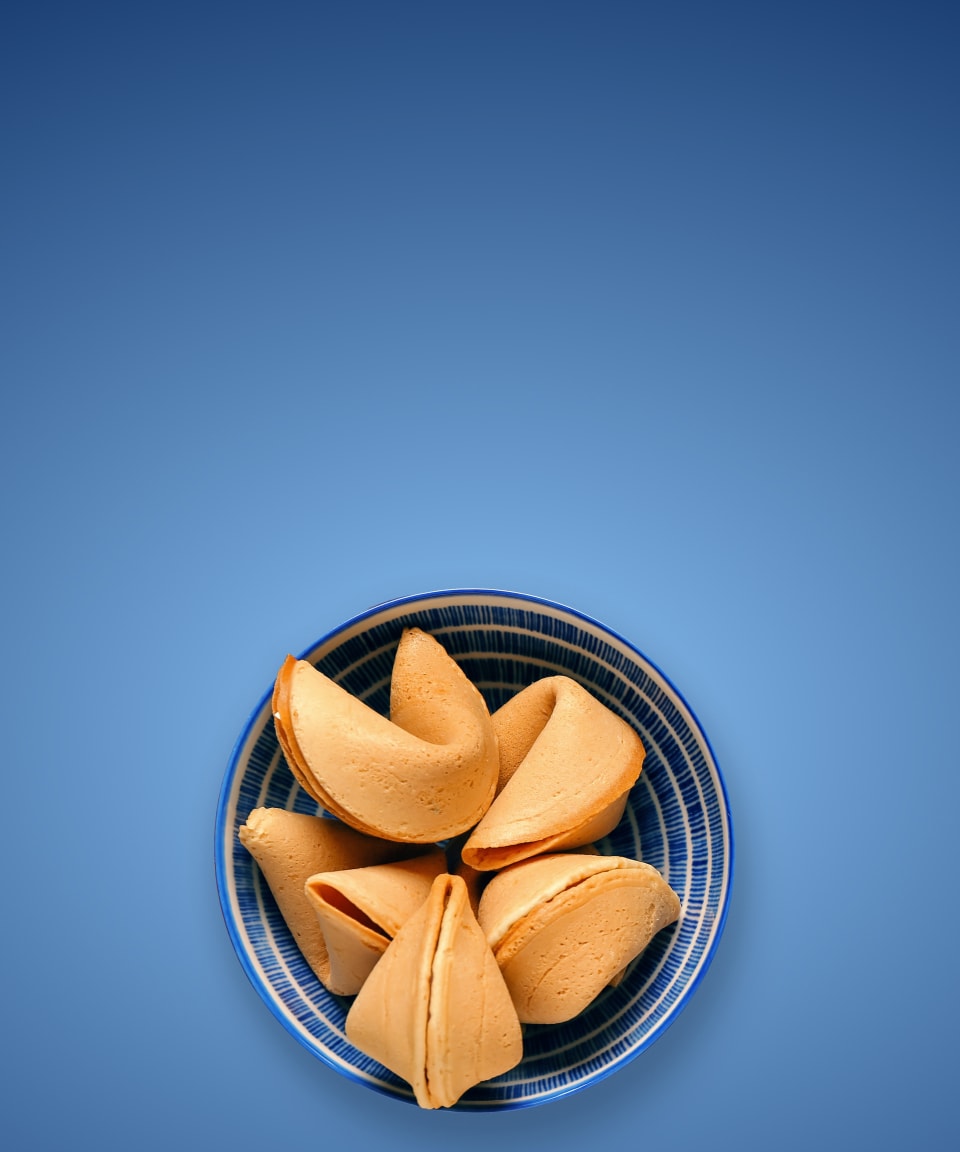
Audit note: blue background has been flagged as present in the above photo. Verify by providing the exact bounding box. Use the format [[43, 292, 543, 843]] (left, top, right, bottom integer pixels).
[[2, 2, 958, 1148]]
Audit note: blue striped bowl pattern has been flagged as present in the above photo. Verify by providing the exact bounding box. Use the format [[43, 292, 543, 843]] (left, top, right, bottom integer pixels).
[[215, 590, 733, 1110]]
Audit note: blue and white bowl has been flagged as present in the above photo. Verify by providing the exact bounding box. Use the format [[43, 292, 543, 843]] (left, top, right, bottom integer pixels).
[[215, 590, 733, 1109]]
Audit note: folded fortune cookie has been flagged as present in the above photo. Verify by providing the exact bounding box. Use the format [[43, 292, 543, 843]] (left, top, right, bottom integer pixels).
[[461, 676, 645, 870], [346, 873, 523, 1109], [303, 849, 447, 996], [273, 628, 499, 843], [478, 852, 681, 1024], [238, 807, 410, 989]]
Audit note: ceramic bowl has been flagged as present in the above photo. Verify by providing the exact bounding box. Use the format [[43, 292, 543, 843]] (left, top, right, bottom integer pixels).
[[215, 589, 733, 1109]]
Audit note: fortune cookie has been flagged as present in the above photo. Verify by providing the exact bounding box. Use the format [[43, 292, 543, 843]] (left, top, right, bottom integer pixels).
[[346, 874, 523, 1109], [478, 853, 681, 1024], [303, 849, 447, 995], [238, 807, 410, 989], [273, 628, 499, 843], [461, 676, 645, 870]]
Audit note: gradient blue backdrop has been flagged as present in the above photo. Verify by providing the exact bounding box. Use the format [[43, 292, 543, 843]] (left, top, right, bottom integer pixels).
[[2, 2, 958, 1149]]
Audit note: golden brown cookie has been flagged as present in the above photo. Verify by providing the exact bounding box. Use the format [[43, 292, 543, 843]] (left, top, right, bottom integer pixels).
[[272, 628, 499, 843], [461, 676, 645, 870], [345, 874, 522, 1109], [478, 852, 680, 1023], [303, 850, 447, 995], [238, 807, 409, 988]]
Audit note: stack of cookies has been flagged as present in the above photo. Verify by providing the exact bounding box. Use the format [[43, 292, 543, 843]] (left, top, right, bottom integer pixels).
[[240, 628, 680, 1109]]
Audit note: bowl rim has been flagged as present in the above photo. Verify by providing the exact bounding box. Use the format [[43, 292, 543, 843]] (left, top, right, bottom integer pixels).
[[214, 587, 734, 1109]]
